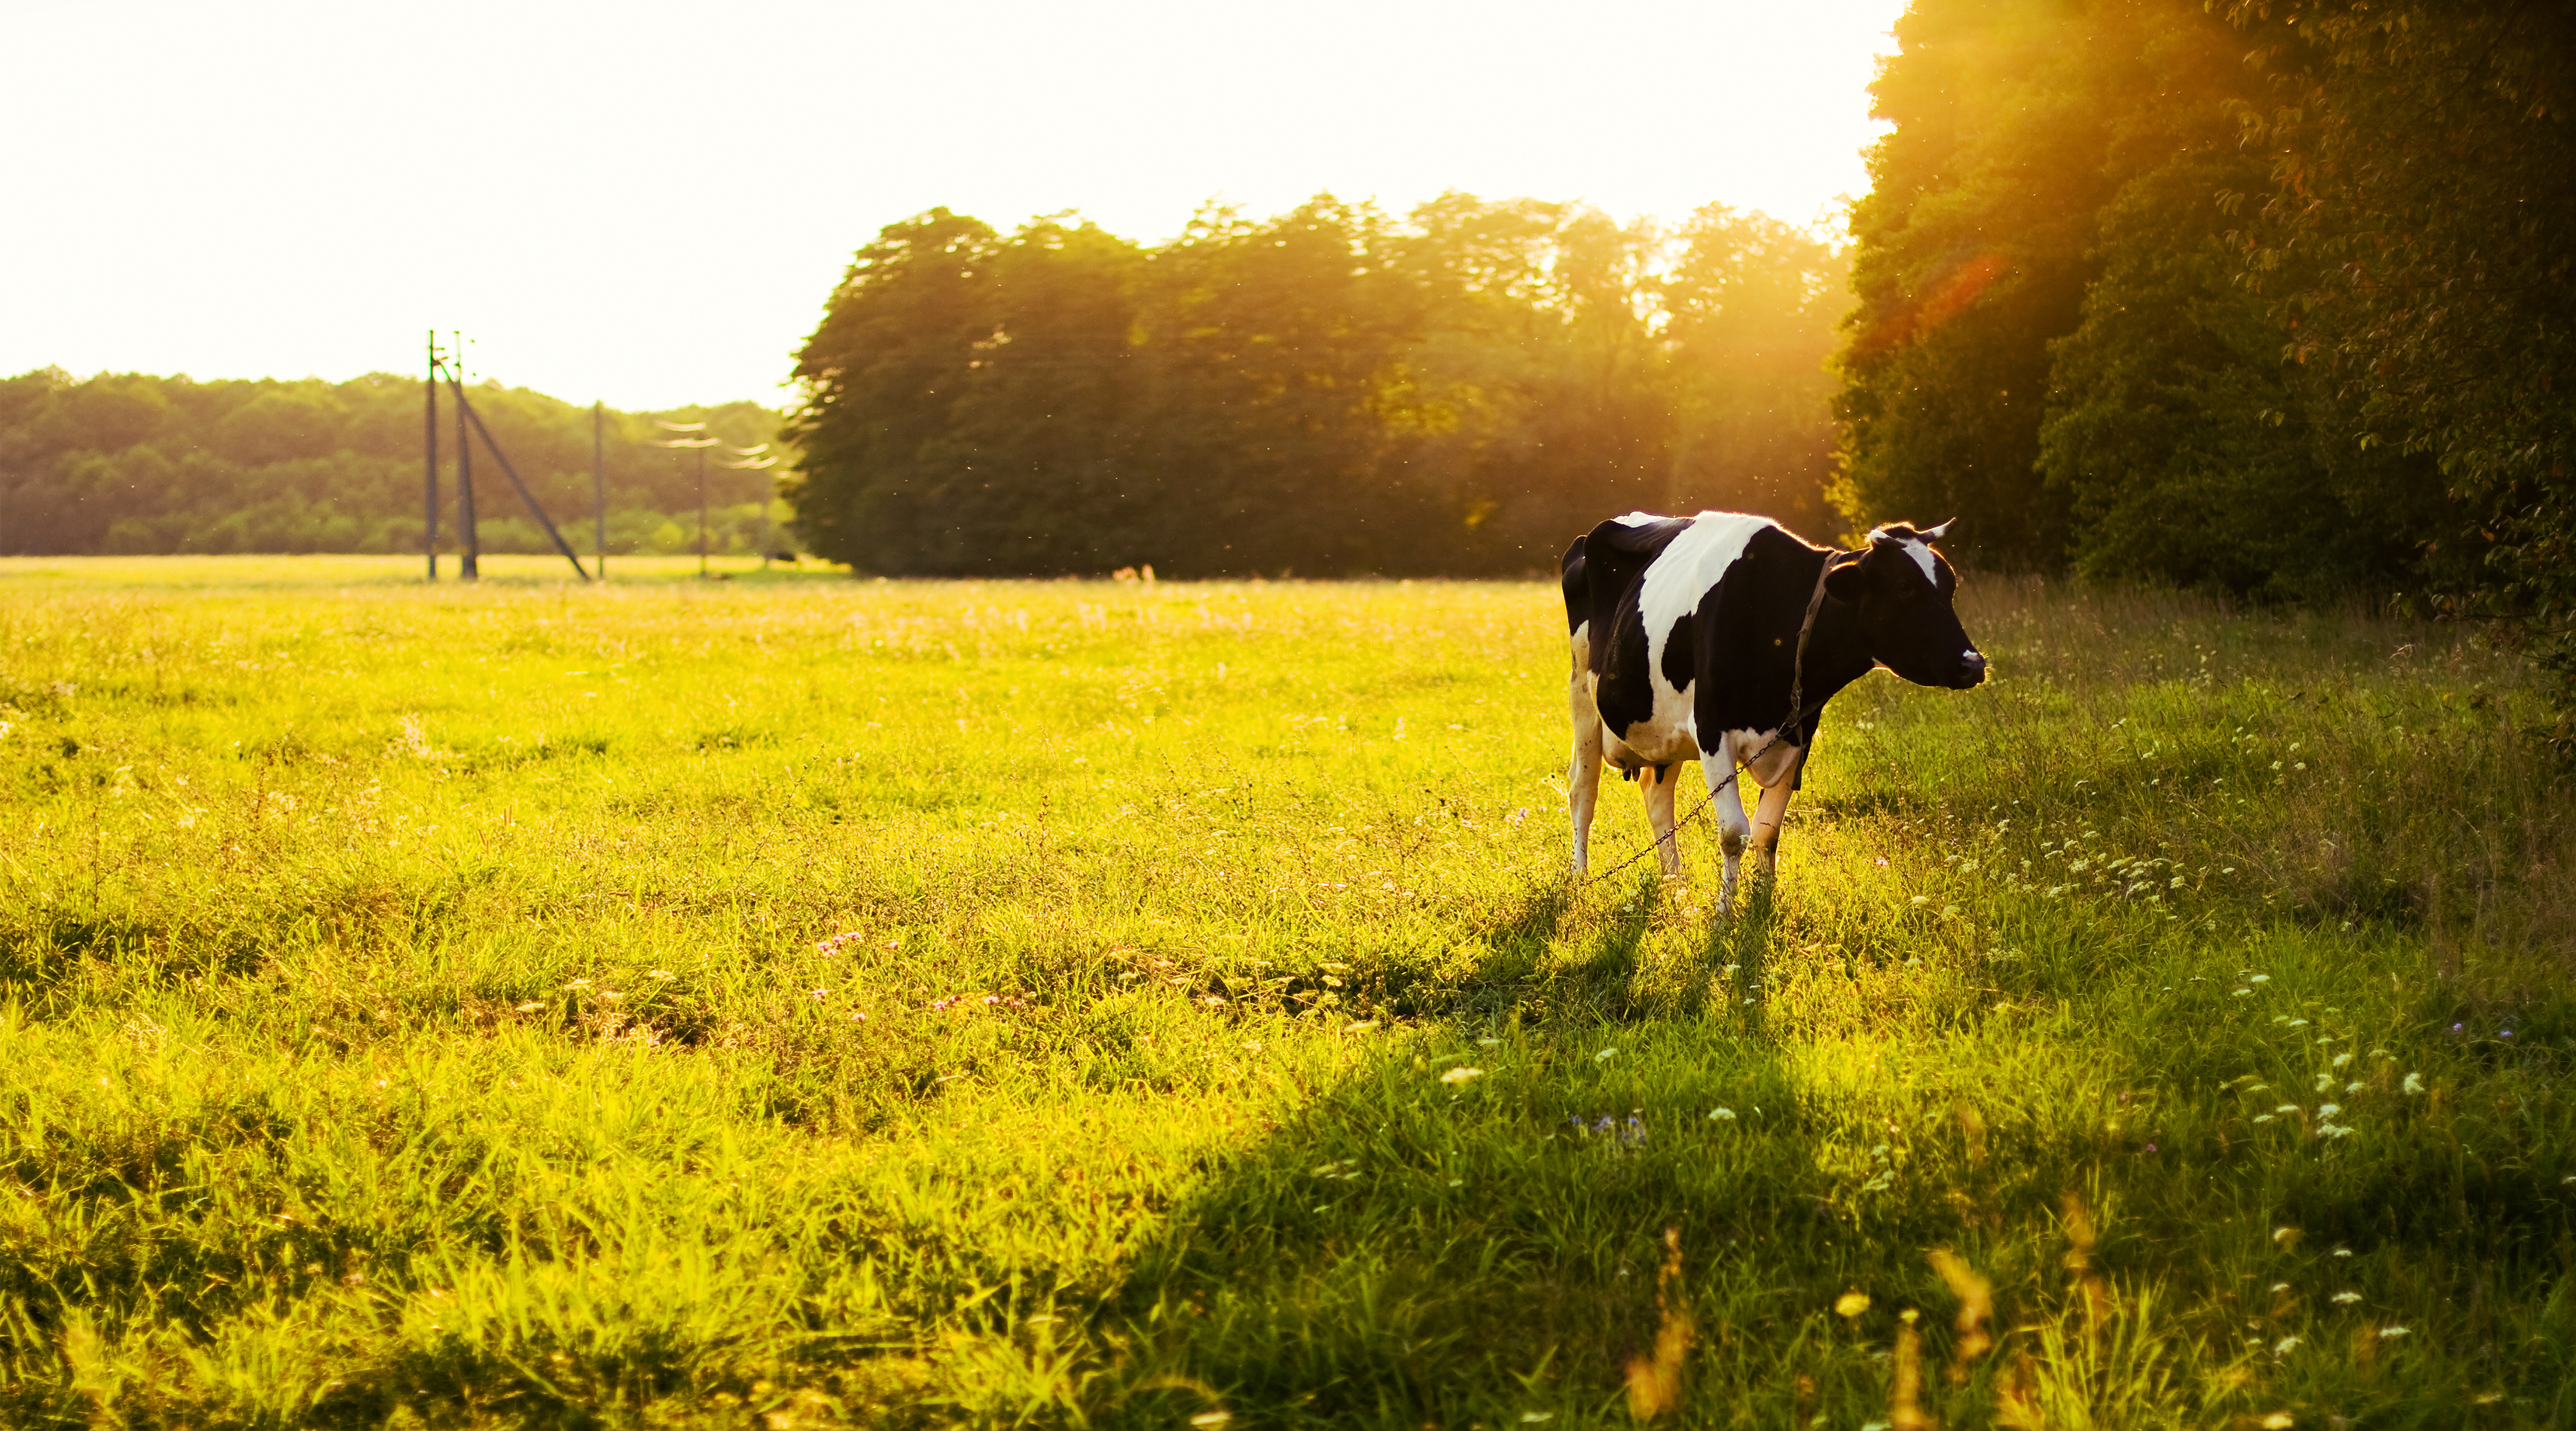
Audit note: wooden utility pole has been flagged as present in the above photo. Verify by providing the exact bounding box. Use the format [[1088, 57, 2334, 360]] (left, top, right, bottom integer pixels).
[[424, 331, 440, 580], [454, 331, 478, 580], [593, 402, 606, 581]]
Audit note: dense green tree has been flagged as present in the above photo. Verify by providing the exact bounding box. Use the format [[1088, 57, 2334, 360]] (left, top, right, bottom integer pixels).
[[2225, 0, 2576, 629], [1837, 0, 2508, 594], [1129, 198, 1427, 575], [785, 209, 1002, 574], [2031, 8, 2437, 595], [790, 194, 1852, 578], [1373, 197, 1685, 568], [931, 218, 1151, 572], [1665, 206, 1849, 537], [1836, 0, 2159, 568]]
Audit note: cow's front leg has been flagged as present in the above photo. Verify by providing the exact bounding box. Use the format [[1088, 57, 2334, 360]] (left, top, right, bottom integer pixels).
[[1703, 735, 1755, 914], [1640, 763, 1683, 879], [1567, 660, 1604, 878], [1747, 749, 1801, 885]]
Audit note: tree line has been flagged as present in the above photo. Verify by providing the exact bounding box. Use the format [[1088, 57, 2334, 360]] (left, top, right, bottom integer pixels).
[[1836, 0, 2572, 624], [0, 368, 786, 558], [786, 196, 1848, 577]]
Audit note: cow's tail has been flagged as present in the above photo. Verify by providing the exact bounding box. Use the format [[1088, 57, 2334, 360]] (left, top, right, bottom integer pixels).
[[1560, 534, 1597, 685], [1560, 534, 1589, 637]]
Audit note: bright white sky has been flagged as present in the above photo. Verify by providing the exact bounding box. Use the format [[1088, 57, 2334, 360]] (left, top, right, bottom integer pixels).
[[4, 1, 1903, 411]]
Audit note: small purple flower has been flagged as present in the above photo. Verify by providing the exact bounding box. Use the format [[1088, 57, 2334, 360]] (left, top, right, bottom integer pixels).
[[2144, 1143, 2158, 1153], [2452, 1023, 2465, 1033]]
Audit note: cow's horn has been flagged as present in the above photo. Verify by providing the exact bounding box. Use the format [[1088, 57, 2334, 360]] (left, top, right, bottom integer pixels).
[[1921, 518, 1955, 540]]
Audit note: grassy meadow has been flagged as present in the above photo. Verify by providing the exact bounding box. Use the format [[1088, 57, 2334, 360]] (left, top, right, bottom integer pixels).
[[2, 554, 2573, 1429]]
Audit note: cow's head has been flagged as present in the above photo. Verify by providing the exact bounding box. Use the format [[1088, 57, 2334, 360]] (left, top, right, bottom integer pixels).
[[1824, 520, 1987, 689]]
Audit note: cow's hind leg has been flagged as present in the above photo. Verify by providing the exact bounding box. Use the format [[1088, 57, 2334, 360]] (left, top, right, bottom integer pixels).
[[1567, 640, 1604, 877], [1641, 763, 1683, 879], [1704, 737, 1755, 915], [1748, 755, 1800, 886]]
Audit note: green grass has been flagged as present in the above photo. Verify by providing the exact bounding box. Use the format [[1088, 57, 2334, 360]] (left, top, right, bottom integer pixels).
[[2, 554, 2572, 1429]]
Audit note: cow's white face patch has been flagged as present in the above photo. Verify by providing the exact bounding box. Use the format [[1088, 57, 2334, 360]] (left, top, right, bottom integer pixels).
[[1902, 539, 1937, 584], [1612, 511, 1662, 527]]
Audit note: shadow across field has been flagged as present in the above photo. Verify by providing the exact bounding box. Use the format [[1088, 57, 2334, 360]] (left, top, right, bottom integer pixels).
[[1085, 872, 1824, 1428]]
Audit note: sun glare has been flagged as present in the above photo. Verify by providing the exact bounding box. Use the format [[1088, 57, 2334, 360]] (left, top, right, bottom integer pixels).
[[2, 0, 1901, 407]]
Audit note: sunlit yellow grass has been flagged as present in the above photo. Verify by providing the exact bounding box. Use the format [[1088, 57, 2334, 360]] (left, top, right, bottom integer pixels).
[[0, 560, 2569, 1426]]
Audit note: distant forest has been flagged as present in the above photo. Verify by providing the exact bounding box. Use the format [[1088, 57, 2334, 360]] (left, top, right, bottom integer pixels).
[[0, 370, 785, 558], [789, 197, 1846, 577]]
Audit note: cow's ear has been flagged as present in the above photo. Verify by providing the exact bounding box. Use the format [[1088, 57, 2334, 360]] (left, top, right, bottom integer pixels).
[[1920, 518, 1956, 542], [1824, 551, 1872, 602]]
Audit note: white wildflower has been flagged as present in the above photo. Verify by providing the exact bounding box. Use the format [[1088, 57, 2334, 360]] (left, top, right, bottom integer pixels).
[[2402, 1072, 2425, 1095], [2378, 1326, 2410, 1339], [1439, 1066, 1485, 1085], [1595, 1047, 1617, 1062], [2274, 1335, 2301, 1355], [1708, 1108, 1737, 1121], [2331, 1292, 2361, 1304]]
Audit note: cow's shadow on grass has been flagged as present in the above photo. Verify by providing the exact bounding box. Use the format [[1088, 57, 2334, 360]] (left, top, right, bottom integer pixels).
[[1085, 871, 1839, 1429], [1427, 863, 1789, 1030]]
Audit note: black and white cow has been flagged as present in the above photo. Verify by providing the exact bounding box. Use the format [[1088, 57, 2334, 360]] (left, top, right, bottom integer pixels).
[[1562, 511, 1987, 911]]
